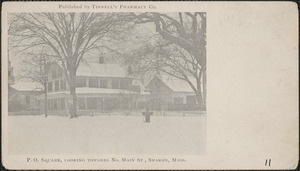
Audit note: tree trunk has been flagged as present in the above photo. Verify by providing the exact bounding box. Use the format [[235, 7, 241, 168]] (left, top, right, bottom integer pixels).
[[196, 71, 205, 110], [69, 69, 78, 118], [44, 82, 48, 117], [195, 90, 204, 110]]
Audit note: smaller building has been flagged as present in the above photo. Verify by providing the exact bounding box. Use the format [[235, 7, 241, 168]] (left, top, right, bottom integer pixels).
[[146, 75, 199, 111], [8, 82, 43, 112]]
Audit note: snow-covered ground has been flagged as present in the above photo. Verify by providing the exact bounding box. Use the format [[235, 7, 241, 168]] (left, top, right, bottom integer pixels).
[[8, 114, 206, 155]]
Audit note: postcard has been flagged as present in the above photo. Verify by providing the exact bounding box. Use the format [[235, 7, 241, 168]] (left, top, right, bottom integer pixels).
[[1, 1, 298, 170]]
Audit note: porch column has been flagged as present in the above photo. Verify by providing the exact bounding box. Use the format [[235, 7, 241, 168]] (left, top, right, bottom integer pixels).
[[84, 97, 88, 111]]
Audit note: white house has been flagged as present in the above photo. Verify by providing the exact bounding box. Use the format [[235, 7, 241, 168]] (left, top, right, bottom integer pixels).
[[36, 57, 149, 115]]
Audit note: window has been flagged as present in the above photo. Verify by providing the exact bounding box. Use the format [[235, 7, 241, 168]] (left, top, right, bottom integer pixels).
[[120, 97, 129, 109], [55, 80, 59, 91], [120, 79, 130, 90], [89, 78, 98, 88], [51, 99, 57, 110], [25, 95, 30, 106], [187, 95, 197, 105], [173, 97, 183, 104], [112, 98, 120, 109], [60, 80, 66, 90], [87, 98, 97, 110], [97, 98, 104, 110], [100, 79, 107, 88], [59, 98, 65, 110], [78, 98, 85, 110], [48, 82, 53, 92], [112, 79, 119, 89], [76, 78, 86, 87], [99, 56, 104, 64], [39, 99, 45, 109]]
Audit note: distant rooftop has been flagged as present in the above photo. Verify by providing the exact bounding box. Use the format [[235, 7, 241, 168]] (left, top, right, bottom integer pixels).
[[77, 62, 128, 78], [156, 75, 197, 93], [10, 82, 43, 92]]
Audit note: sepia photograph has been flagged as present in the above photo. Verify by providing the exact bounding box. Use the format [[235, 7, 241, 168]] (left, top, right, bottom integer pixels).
[[7, 12, 207, 155], [2, 1, 298, 170]]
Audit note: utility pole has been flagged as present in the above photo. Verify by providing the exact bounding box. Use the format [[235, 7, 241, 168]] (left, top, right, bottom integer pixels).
[[41, 47, 48, 117]]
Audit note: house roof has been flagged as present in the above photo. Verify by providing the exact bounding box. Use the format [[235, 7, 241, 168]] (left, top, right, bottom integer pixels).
[[156, 75, 196, 93], [10, 82, 43, 92], [77, 62, 128, 78]]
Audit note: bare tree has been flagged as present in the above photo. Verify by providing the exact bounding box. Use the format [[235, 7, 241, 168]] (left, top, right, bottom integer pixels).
[[130, 12, 206, 109], [9, 13, 131, 118], [20, 48, 55, 117]]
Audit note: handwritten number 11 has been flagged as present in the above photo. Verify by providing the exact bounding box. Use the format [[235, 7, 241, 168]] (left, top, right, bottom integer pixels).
[[265, 159, 271, 166]]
